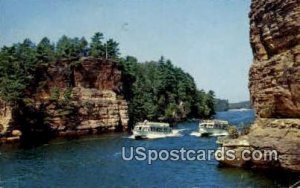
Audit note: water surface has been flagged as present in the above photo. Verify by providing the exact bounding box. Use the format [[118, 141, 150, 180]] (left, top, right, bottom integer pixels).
[[0, 110, 299, 187]]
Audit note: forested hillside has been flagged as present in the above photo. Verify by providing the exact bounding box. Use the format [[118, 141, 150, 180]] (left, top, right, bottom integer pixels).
[[121, 56, 215, 125], [0, 32, 216, 126]]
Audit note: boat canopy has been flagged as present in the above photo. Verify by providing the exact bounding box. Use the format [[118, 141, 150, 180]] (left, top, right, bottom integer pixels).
[[199, 120, 229, 128], [135, 121, 170, 128], [199, 120, 228, 125]]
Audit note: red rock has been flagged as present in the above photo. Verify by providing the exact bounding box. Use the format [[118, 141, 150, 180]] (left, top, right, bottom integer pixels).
[[0, 58, 129, 141]]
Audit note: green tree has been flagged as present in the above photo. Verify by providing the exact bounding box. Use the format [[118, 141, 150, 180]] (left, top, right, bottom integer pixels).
[[17, 39, 38, 74], [90, 32, 104, 58], [0, 45, 28, 103], [56, 36, 87, 59], [56, 35, 73, 59], [206, 90, 216, 116], [120, 56, 216, 126], [105, 39, 120, 59], [79, 37, 88, 56], [36, 37, 55, 63]]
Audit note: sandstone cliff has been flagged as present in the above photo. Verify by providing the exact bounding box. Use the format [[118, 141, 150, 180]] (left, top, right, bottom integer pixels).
[[249, 0, 300, 118], [220, 0, 300, 172], [0, 58, 128, 143]]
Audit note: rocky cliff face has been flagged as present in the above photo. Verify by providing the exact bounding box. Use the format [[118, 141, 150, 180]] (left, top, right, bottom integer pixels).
[[220, 0, 300, 172], [249, 0, 300, 118], [0, 58, 128, 143]]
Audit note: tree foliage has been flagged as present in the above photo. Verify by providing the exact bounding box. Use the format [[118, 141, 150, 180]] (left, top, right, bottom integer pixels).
[[120, 56, 216, 125], [105, 39, 120, 59], [0, 32, 216, 125], [90, 32, 105, 58], [0, 39, 37, 103], [36, 37, 55, 64], [215, 99, 229, 112], [0, 32, 120, 104]]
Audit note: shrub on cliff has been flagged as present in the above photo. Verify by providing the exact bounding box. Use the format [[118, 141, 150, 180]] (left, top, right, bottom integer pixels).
[[227, 126, 239, 139]]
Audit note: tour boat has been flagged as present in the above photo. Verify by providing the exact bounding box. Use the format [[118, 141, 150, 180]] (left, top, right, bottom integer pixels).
[[198, 120, 229, 136], [132, 121, 172, 139]]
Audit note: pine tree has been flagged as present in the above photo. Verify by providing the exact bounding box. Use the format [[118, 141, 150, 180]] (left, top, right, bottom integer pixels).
[[37, 37, 55, 63], [56, 35, 72, 59], [90, 32, 104, 58], [106, 39, 120, 59], [79, 37, 88, 56]]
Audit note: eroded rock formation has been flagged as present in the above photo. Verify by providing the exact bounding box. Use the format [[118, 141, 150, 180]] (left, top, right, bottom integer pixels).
[[249, 0, 300, 118], [0, 58, 128, 143], [220, 0, 300, 172]]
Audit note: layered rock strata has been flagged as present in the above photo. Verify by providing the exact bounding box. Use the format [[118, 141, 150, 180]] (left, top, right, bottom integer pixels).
[[220, 0, 300, 172], [0, 58, 128, 143]]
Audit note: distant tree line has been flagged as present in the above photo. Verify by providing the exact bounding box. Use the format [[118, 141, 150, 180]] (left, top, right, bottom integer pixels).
[[214, 99, 252, 112], [0, 32, 216, 125], [229, 101, 251, 110], [214, 99, 229, 112]]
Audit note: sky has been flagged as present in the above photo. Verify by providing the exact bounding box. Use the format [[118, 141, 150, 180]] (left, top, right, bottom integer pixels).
[[0, 0, 252, 102]]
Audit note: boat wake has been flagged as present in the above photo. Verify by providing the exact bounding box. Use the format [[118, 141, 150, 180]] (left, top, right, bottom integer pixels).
[[126, 129, 183, 140], [190, 131, 202, 137], [126, 135, 135, 139], [190, 131, 228, 137], [211, 133, 229, 137]]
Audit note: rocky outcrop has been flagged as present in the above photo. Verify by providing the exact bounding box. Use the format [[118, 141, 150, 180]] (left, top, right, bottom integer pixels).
[[219, 0, 300, 172], [45, 88, 128, 134], [0, 57, 128, 143], [221, 119, 300, 171], [249, 0, 300, 118]]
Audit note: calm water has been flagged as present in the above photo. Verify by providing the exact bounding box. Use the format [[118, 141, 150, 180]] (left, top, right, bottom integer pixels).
[[0, 110, 299, 188]]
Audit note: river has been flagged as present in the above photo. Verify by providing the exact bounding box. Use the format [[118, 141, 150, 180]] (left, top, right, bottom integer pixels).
[[0, 110, 299, 187]]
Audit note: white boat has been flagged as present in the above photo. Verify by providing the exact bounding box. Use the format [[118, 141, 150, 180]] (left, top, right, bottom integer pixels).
[[132, 121, 172, 139], [198, 120, 229, 136]]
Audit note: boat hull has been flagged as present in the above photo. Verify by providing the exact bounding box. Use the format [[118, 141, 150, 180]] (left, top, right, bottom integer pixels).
[[132, 130, 172, 140], [199, 127, 229, 137]]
